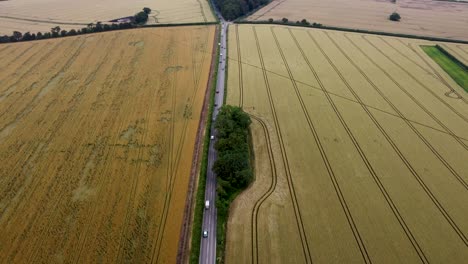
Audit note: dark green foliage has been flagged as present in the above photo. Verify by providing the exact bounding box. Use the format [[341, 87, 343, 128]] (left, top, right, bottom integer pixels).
[[51, 26, 61, 37], [215, 0, 271, 20], [213, 105, 252, 263], [0, 35, 10, 43], [94, 22, 103, 32], [22, 32, 33, 41], [134, 11, 149, 24], [12, 31, 22, 41], [282, 17, 288, 23], [67, 29, 77, 36], [143, 7, 152, 14], [60, 30, 68, 37], [389, 12, 401, 21], [268, 18, 274, 23]]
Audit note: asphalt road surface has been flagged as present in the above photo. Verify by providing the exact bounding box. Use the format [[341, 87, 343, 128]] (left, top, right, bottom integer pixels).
[[199, 7, 228, 264]]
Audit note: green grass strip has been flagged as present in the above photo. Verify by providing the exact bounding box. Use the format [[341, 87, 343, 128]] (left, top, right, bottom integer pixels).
[[422, 45, 468, 92]]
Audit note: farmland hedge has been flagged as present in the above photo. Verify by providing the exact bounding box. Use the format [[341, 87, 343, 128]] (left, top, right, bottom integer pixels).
[[213, 105, 252, 263]]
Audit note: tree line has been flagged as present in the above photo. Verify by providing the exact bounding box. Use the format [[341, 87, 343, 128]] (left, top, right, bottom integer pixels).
[[0, 8, 151, 44], [212, 105, 253, 262], [215, 0, 270, 20]]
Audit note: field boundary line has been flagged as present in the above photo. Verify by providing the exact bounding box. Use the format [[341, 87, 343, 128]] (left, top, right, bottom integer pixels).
[[362, 34, 468, 124], [294, 28, 429, 262], [252, 26, 312, 263], [271, 26, 371, 264], [327, 31, 468, 245]]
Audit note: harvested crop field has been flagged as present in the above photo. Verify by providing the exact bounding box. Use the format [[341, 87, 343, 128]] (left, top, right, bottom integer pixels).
[[248, 0, 468, 41], [225, 24, 468, 263], [0, 0, 215, 35], [0, 26, 215, 263]]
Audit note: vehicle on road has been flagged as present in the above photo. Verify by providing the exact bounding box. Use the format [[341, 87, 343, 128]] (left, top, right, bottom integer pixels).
[[203, 230, 208, 238], [210, 135, 215, 140], [205, 200, 210, 209]]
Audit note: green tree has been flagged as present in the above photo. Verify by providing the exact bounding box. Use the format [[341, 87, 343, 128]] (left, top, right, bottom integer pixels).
[[143, 7, 152, 14], [389, 12, 401, 21], [67, 29, 77, 36], [282, 17, 288, 23], [12, 31, 22, 41], [22, 32, 34, 41], [51, 26, 61, 37], [134, 11, 149, 24]]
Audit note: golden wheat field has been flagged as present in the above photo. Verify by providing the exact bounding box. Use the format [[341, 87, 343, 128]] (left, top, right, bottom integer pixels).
[[249, 0, 468, 41], [0, 25, 215, 263], [0, 0, 215, 35], [226, 24, 468, 263]]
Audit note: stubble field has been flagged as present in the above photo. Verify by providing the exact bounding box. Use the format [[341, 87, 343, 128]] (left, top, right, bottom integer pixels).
[[248, 0, 468, 41], [226, 24, 468, 263], [0, 0, 215, 35], [0, 26, 215, 263]]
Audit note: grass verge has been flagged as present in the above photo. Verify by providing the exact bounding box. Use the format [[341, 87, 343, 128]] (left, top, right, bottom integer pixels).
[[422, 45, 468, 92], [189, 24, 221, 264]]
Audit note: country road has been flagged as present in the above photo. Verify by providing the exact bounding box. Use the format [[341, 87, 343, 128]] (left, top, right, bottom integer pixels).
[[199, 5, 227, 264]]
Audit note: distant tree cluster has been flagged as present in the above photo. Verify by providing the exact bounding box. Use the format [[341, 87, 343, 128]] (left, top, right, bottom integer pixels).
[[213, 105, 253, 205], [135, 7, 152, 24], [0, 7, 151, 44], [216, 0, 270, 20], [389, 12, 401, 21], [267, 17, 322, 27]]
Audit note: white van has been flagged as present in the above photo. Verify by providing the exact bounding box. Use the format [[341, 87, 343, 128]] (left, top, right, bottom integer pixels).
[[205, 200, 210, 209]]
